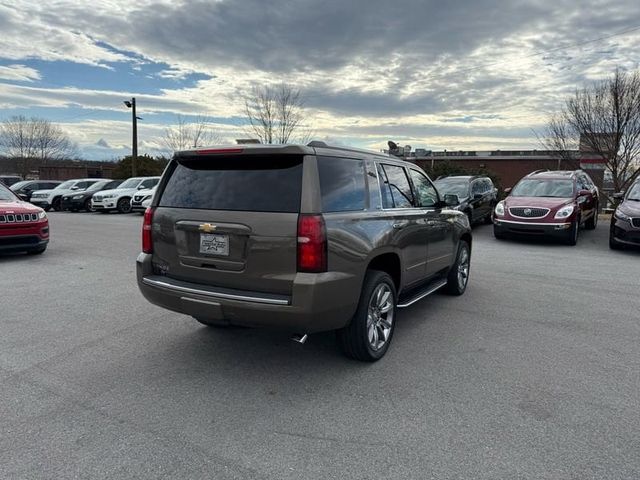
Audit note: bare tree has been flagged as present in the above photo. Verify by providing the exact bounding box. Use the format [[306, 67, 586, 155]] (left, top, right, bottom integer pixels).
[[163, 115, 222, 152], [0, 116, 77, 177], [244, 84, 307, 144], [541, 68, 640, 192]]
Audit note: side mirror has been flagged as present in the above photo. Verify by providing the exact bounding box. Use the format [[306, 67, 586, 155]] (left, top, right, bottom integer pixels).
[[444, 194, 460, 206], [137, 185, 146, 190], [613, 192, 624, 200], [503, 187, 512, 195], [70, 186, 79, 190], [577, 189, 591, 197]]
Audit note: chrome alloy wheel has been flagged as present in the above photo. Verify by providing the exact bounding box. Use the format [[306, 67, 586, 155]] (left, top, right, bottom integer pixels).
[[457, 247, 470, 291], [366, 283, 394, 351]]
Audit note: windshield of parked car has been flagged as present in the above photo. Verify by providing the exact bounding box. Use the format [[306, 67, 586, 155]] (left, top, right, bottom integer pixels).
[[511, 179, 574, 198], [55, 180, 76, 190], [9, 181, 30, 191], [0, 184, 16, 201], [627, 183, 640, 201], [118, 178, 141, 189], [434, 180, 469, 199], [86, 181, 109, 192]]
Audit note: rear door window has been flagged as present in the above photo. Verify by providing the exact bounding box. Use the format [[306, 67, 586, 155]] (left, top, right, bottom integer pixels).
[[159, 155, 303, 212], [378, 164, 414, 208], [317, 156, 366, 212]]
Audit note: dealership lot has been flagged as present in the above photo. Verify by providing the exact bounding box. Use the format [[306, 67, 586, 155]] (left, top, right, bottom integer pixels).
[[1, 213, 639, 479]]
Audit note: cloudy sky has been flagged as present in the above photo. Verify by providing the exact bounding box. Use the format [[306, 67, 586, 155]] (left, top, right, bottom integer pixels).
[[1, 0, 639, 160]]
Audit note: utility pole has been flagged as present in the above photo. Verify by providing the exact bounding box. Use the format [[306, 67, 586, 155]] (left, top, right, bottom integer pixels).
[[124, 98, 138, 176]]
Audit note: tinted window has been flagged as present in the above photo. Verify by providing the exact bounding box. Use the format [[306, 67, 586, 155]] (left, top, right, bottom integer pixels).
[[471, 181, 483, 195], [317, 156, 365, 212], [380, 164, 414, 208], [409, 169, 438, 207], [106, 181, 122, 189], [376, 164, 394, 209], [160, 155, 303, 212]]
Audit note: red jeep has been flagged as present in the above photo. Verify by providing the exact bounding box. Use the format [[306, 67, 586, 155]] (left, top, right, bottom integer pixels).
[[493, 170, 599, 246], [0, 182, 49, 255]]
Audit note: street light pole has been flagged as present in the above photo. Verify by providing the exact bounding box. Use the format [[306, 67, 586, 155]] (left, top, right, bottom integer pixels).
[[124, 98, 138, 176]]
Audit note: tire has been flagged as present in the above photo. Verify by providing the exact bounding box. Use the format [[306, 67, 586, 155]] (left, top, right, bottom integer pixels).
[[51, 197, 61, 211], [116, 197, 132, 214], [43, 206, 51, 212], [337, 270, 397, 362], [585, 204, 598, 230], [493, 227, 506, 240], [84, 198, 94, 212], [565, 218, 579, 246], [444, 240, 471, 295], [609, 228, 622, 250], [28, 245, 47, 255]]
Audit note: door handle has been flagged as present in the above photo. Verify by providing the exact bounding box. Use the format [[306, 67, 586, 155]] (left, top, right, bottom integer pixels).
[[392, 222, 409, 229]]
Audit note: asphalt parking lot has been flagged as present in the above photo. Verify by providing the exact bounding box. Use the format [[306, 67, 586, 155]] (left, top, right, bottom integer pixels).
[[1, 212, 639, 480]]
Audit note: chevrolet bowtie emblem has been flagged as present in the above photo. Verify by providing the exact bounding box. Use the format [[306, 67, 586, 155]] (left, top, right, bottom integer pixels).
[[199, 223, 217, 233]]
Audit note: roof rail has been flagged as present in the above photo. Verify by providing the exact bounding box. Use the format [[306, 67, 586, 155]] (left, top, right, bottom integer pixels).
[[527, 169, 550, 176], [307, 141, 392, 158]]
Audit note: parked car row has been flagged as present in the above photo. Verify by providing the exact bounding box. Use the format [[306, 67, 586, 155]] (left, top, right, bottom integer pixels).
[[18, 176, 160, 214]]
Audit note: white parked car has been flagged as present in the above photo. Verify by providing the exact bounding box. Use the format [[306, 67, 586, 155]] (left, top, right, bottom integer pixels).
[[91, 177, 160, 213], [131, 186, 156, 213], [29, 178, 104, 211]]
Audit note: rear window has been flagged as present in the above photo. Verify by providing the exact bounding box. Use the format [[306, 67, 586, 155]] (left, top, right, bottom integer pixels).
[[317, 156, 366, 212], [159, 155, 303, 212]]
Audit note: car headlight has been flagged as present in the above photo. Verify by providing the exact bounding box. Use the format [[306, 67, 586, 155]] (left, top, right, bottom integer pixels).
[[554, 205, 575, 219], [615, 209, 631, 221], [72, 194, 84, 199], [38, 211, 47, 219], [494, 201, 505, 216]]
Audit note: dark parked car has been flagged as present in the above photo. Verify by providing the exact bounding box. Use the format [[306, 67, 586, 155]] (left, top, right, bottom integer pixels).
[[0, 175, 22, 187], [10, 180, 62, 202], [493, 170, 599, 245], [61, 179, 122, 212], [0, 182, 49, 255], [434, 175, 497, 225], [137, 143, 472, 361], [610, 180, 640, 249]]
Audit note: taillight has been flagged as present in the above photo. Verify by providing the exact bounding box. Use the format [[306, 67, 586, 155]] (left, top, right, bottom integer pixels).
[[297, 214, 327, 273], [142, 207, 154, 254]]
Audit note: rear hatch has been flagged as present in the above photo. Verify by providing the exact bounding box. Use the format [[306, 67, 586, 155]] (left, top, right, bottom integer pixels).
[[152, 153, 304, 296]]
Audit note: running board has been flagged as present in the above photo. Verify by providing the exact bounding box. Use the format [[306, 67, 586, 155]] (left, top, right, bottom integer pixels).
[[397, 279, 448, 308]]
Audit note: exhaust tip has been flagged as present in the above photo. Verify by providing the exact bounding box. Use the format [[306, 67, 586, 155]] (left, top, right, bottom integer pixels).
[[291, 333, 308, 344]]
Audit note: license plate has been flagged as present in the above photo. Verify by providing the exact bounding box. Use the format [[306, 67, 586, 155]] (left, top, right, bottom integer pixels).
[[199, 233, 229, 256]]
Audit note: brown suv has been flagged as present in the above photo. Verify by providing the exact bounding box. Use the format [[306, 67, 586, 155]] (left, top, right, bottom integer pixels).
[[137, 143, 472, 361]]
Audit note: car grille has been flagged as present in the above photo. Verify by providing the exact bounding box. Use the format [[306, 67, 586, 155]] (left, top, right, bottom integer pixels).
[[0, 213, 39, 223], [509, 207, 550, 218], [632, 218, 640, 228]]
